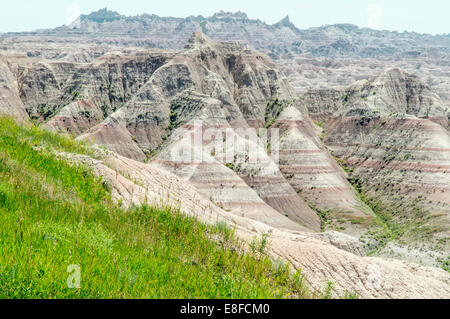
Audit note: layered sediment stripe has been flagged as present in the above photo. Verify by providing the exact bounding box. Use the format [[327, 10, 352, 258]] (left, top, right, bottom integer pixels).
[[152, 126, 311, 232], [273, 106, 374, 218], [0, 57, 30, 122], [324, 116, 450, 237]]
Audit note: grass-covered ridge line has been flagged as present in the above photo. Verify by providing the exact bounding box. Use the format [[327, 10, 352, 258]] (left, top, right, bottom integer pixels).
[[0, 117, 312, 299]]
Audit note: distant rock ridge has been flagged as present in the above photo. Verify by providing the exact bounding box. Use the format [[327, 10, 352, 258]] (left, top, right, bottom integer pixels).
[[5, 9, 449, 60], [274, 15, 299, 32], [80, 8, 123, 23], [302, 67, 447, 122], [212, 10, 249, 20], [5, 9, 450, 108]]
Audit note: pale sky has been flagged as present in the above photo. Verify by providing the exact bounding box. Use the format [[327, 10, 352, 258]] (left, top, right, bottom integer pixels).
[[0, 0, 449, 35]]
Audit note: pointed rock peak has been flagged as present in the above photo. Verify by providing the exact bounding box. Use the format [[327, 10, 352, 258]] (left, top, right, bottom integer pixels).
[[184, 31, 214, 49], [274, 15, 299, 32], [280, 15, 291, 25], [367, 67, 403, 81]]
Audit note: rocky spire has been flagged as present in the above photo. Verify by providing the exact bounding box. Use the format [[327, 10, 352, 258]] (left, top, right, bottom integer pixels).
[[280, 15, 291, 26], [274, 15, 299, 32], [184, 31, 214, 49]]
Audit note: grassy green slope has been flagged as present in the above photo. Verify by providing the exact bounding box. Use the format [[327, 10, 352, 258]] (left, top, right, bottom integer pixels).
[[0, 117, 310, 299]]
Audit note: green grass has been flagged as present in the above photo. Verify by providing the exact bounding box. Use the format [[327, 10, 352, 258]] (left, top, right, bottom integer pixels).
[[0, 117, 311, 299], [305, 202, 332, 232], [347, 175, 433, 249], [442, 259, 450, 273], [314, 121, 324, 129], [335, 158, 436, 252], [264, 99, 286, 129]]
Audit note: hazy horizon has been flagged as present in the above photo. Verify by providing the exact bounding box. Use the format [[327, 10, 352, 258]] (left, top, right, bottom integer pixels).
[[0, 0, 449, 35]]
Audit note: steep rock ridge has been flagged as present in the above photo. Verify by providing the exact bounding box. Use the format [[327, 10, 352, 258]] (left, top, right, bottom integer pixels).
[[64, 148, 450, 299], [151, 95, 319, 230], [4, 50, 172, 134], [182, 32, 299, 128], [302, 68, 447, 124], [325, 117, 450, 240], [302, 69, 450, 244], [0, 56, 29, 121], [4, 9, 450, 111], [80, 33, 321, 230], [7, 9, 449, 59], [272, 106, 374, 222], [281, 55, 450, 114], [153, 129, 312, 232]]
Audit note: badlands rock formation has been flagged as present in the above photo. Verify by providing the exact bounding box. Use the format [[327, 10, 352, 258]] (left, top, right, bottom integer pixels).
[[0, 56, 29, 122], [8, 50, 173, 134], [302, 69, 450, 246], [302, 68, 447, 122], [79, 32, 325, 231], [3, 8, 450, 110], [0, 26, 449, 297], [6, 8, 449, 59], [272, 105, 374, 221]]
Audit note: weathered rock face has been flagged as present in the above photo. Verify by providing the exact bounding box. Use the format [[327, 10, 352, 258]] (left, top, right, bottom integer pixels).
[[151, 97, 319, 231], [302, 69, 450, 245], [4, 9, 450, 113], [325, 117, 450, 240], [7, 9, 449, 59], [79, 32, 322, 231], [4, 50, 173, 134], [272, 106, 374, 221], [302, 68, 447, 123], [0, 56, 29, 122]]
